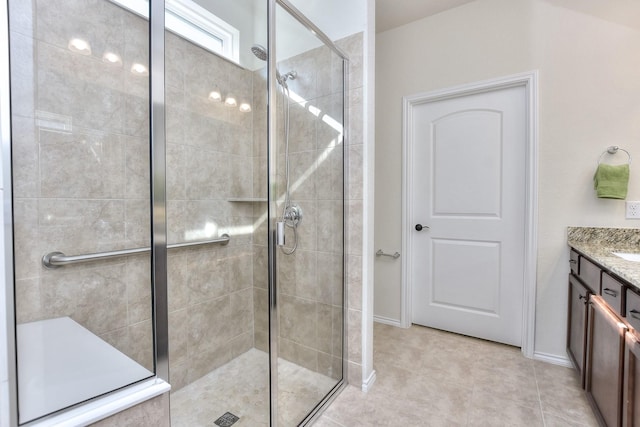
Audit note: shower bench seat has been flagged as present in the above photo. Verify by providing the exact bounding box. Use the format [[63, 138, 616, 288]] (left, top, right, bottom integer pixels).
[[17, 317, 157, 424]]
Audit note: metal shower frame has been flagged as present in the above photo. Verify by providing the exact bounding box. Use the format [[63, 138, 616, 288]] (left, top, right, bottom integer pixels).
[[0, 0, 350, 425]]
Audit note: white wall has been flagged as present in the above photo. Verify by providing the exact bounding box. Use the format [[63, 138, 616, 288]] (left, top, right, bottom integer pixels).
[[0, 1, 9, 424], [375, 0, 640, 358], [196, 0, 368, 69]]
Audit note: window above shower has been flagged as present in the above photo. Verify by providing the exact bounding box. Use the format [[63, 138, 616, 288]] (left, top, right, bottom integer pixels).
[[109, 0, 240, 63]]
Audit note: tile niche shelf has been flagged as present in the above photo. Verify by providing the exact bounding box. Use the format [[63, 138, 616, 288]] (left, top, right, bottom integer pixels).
[[227, 197, 267, 202]]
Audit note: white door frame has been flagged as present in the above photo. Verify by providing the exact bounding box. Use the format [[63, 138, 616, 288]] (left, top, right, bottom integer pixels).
[[401, 71, 538, 358]]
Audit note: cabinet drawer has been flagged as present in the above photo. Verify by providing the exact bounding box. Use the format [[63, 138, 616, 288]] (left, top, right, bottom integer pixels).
[[579, 257, 601, 294], [626, 289, 640, 332], [601, 272, 625, 316], [570, 250, 579, 275]]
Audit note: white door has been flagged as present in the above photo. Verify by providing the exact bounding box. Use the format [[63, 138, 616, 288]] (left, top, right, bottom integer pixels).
[[410, 84, 526, 346]]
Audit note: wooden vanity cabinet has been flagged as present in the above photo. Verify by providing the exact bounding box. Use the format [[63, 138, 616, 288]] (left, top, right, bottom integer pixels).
[[570, 249, 580, 274], [580, 256, 602, 293], [568, 274, 592, 386], [603, 272, 626, 316], [586, 295, 627, 427], [624, 331, 640, 427], [627, 289, 640, 332], [567, 247, 640, 426]]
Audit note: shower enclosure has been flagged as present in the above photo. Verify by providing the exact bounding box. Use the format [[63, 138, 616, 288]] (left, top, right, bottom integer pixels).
[[4, 0, 347, 425]]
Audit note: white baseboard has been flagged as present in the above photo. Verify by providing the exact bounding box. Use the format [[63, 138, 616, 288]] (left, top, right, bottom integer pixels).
[[373, 315, 402, 327], [533, 351, 573, 368], [362, 369, 376, 392]]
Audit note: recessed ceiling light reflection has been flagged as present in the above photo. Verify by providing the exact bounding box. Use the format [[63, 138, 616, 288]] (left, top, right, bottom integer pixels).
[[208, 89, 222, 102], [224, 95, 237, 107], [130, 63, 149, 76], [68, 38, 92, 55], [102, 52, 122, 66], [239, 102, 251, 113]]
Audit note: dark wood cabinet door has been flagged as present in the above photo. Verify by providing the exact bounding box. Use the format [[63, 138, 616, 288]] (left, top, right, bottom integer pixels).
[[587, 295, 627, 427], [568, 274, 590, 386], [624, 332, 640, 427]]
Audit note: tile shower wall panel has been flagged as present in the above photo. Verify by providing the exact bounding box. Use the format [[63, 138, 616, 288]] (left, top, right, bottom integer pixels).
[[338, 32, 365, 387], [165, 32, 256, 391], [251, 68, 269, 356], [10, 0, 154, 371]]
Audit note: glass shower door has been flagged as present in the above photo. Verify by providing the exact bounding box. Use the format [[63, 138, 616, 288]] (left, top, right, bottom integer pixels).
[[8, 0, 155, 423], [164, 1, 271, 426], [272, 3, 346, 425]]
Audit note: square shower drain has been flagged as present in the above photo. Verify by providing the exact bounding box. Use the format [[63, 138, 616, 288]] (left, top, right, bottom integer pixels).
[[214, 412, 240, 427]]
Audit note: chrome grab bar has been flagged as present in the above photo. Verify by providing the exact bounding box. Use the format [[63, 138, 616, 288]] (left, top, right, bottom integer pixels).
[[42, 234, 230, 269], [376, 249, 400, 259]]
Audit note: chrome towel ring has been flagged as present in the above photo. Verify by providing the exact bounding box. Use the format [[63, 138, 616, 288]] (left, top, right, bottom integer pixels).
[[598, 146, 632, 165]]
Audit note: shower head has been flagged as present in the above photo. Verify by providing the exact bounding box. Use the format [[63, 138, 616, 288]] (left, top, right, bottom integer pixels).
[[251, 44, 268, 61], [251, 44, 296, 89]]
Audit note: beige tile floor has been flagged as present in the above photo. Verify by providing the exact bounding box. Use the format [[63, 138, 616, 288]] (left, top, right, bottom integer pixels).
[[315, 323, 599, 427], [170, 348, 336, 426]]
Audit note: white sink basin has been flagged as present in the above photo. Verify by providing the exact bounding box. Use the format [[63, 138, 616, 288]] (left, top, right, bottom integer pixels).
[[612, 252, 640, 262]]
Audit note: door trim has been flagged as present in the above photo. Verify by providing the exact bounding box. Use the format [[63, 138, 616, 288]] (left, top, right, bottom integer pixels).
[[401, 71, 538, 358]]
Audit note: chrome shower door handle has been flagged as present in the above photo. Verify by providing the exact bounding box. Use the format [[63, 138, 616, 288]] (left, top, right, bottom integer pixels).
[[276, 222, 286, 246]]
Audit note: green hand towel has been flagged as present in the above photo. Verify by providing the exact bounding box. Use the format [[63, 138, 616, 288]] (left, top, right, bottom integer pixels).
[[593, 163, 629, 199]]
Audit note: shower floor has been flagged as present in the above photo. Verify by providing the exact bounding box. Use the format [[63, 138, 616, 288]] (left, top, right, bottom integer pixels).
[[170, 349, 337, 426]]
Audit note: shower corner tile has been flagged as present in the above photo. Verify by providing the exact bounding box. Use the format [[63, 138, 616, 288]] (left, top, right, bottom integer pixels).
[[347, 361, 363, 386], [91, 393, 170, 427]]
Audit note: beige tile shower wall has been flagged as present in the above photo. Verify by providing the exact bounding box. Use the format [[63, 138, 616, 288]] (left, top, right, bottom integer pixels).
[[338, 32, 365, 387], [251, 68, 269, 355], [90, 393, 170, 427], [164, 32, 256, 391], [10, 0, 155, 371]]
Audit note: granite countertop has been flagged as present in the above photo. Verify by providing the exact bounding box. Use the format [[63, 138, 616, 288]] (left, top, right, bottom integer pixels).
[[568, 227, 640, 289]]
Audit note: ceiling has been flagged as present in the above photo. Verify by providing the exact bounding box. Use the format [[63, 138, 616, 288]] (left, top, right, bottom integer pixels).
[[375, 0, 640, 33], [375, 0, 475, 33], [547, 0, 640, 31]]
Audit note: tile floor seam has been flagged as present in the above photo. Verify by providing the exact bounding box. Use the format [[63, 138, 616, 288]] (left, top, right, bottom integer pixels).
[[533, 362, 547, 427], [322, 413, 347, 427]]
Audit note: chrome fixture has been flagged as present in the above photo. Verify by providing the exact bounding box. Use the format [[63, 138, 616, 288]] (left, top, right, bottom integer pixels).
[[251, 44, 297, 88], [42, 234, 230, 268], [376, 249, 401, 259], [598, 145, 632, 165], [250, 43, 267, 61], [251, 43, 300, 254]]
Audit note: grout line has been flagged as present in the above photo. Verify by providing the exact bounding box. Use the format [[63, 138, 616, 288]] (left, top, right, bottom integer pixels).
[[532, 362, 547, 427], [321, 413, 348, 427]]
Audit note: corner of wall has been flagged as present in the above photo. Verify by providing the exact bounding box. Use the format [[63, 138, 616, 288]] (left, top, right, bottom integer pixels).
[[359, 0, 376, 391]]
